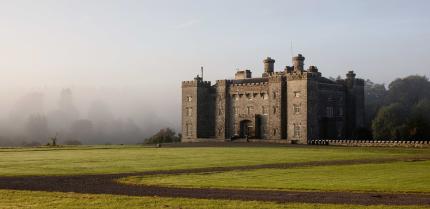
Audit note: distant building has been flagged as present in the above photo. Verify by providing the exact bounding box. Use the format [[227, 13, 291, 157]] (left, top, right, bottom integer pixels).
[[181, 54, 364, 144]]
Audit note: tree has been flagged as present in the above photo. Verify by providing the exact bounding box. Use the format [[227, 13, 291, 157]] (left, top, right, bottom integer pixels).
[[384, 76, 430, 107], [25, 114, 49, 143], [143, 128, 180, 144], [364, 79, 387, 128], [371, 75, 430, 140], [372, 103, 408, 140], [406, 99, 430, 138], [69, 119, 93, 143]]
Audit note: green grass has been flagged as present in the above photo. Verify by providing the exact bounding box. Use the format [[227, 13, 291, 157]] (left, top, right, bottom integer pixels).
[[0, 145, 428, 176], [0, 190, 426, 209], [120, 160, 430, 193], [1, 146, 429, 208]]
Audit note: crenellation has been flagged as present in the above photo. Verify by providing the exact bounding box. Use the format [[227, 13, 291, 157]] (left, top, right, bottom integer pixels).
[[182, 54, 365, 144]]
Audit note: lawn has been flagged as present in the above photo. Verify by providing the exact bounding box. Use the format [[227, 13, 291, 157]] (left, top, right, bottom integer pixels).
[[0, 145, 429, 209], [119, 160, 430, 193], [0, 190, 427, 209], [0, 145, 428, 176]]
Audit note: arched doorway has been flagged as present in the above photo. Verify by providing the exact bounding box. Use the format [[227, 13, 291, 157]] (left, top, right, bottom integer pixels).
[[239, 120, 253, 138]]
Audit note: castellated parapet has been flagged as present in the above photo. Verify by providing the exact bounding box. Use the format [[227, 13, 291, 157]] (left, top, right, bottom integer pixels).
[[182, 54, 365, 144]]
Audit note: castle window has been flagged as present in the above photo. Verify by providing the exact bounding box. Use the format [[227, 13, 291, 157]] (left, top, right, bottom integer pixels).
[[294, 91, 301, 98], [273, 129, 277, 136], [294, 124, 301, 137], [186, 96, 193, 102], [217, 128, 223, 136], [186, 124, 193, 136], [247, 106, 253, 114], [326, 106, 334, 118], [262, 93, 268, 100], [232, 94, 238, 100], [246, 93, 252, 100], [273, 106, 277, 114], [262, 106, 268, 115], [273, 92, 277, 99], [293, 104, 301, 114], [186, 107, 193, 116]]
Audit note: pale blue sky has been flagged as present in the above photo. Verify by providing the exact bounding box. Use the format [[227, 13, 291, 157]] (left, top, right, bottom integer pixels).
[[0, 0, 429, 128]]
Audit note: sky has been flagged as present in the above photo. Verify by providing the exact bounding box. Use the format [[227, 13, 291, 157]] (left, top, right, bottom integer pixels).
[[0, 0, 429, 132]]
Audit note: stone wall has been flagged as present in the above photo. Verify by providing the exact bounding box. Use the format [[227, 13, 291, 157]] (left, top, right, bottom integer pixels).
[[317, 82, 347, 139], [182, 78, 214, 141], [215, 80, 229, 139], [228, 80, 270, 138], [286, 74, 308, 143], [181, 54, 366, 143], [268, 76, 285, 139]]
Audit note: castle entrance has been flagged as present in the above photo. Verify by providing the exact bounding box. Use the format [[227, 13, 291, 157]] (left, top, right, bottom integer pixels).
[[239, 120, 253, 138]]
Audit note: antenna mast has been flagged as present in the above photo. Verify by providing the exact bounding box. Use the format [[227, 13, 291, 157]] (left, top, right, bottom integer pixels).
[[201, 66, 204, 80], [290, 40, 294, 58]]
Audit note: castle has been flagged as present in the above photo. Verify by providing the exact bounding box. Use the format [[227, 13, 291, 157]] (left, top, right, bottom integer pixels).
[[181, 54, 364, 144]]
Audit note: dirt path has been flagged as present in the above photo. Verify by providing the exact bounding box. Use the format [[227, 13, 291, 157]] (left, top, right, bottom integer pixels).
[[0, 157, 429, 206]]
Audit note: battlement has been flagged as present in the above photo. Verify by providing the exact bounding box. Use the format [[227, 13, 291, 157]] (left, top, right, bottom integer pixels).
[[182, 54, 364, 143], [182, 80, 212, 88], [232, 81, 268, 87]]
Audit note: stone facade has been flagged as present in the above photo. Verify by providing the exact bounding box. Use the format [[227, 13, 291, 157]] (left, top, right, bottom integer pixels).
[[182, 54, 365, 144]]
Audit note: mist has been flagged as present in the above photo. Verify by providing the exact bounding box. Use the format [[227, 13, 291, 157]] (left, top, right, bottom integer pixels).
[[1, 0, 429, 145], [0, 86, 180, 146]]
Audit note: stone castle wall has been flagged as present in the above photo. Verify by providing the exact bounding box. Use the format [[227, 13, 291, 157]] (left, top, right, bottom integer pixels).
[[182, 54, 366, 144]]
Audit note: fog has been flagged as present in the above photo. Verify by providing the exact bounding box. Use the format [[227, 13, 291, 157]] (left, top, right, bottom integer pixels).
[[0, 86, 180, 146], [1, 0, 429, 145]]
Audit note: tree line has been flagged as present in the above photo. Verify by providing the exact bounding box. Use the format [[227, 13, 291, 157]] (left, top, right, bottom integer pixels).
[[365, 75, 430, 140]]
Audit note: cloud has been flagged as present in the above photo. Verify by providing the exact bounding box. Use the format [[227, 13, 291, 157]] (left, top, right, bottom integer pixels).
[[173, 19, 200, 29]]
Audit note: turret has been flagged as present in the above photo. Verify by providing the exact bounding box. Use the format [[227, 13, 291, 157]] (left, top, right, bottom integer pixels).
[[292, 54, 305, 72], [345, 71, 357, 88], [263, 57, 275, 77]]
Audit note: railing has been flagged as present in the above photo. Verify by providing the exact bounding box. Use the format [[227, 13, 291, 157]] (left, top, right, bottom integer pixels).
[[309, 139, 430, 147]]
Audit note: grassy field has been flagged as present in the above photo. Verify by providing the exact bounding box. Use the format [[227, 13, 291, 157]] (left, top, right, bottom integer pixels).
[[120, 160, 430, 193], [0, 145, 428, 176], [0, 145, 429, 209], [0, 190, 427, 209]]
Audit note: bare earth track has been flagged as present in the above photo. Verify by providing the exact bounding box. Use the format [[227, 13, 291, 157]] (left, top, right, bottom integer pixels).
[[0, 157, 429, 206]]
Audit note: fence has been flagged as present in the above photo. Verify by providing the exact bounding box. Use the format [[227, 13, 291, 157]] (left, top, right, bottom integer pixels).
[[309, 139, 430, 148]]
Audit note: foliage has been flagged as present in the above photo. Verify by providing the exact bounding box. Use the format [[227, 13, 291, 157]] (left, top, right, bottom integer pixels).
[[364, 79, 387, 128], [384, 76, 430, 106], [372, 103, 408, 139], [371, 75, 430, 139], [143, 128, 181, 144]]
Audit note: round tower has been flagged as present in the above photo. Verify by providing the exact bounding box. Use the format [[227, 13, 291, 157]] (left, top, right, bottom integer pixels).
[[263, 57, 275, 74], [292, 54, 305, 72]]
